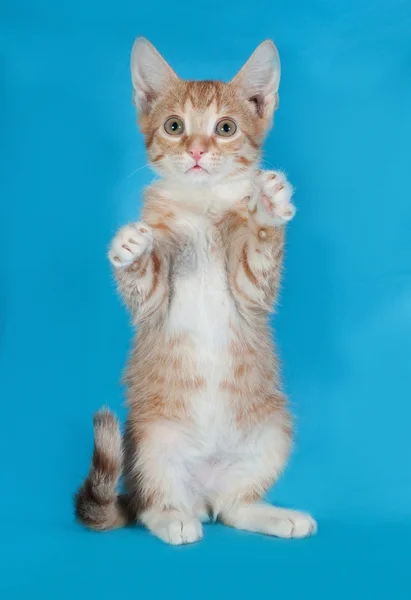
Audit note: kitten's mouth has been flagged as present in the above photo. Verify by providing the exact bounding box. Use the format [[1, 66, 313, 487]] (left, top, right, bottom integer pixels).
[[188, 164, 208, 174]]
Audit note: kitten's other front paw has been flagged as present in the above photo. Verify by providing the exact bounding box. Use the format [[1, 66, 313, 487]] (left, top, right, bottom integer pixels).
[[108, 222, 153, 267], [249, 170, 296, 226]]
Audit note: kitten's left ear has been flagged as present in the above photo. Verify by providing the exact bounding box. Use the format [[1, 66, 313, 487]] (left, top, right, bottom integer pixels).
[[230, 40, 281, 118]]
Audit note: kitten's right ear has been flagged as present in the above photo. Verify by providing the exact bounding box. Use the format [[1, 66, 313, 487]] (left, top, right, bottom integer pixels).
[[130, 37, 178, 112]]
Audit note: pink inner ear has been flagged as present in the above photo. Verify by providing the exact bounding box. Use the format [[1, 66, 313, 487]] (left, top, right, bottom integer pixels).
[[138, 89, 158, 114], [249, 94, 265, 118]]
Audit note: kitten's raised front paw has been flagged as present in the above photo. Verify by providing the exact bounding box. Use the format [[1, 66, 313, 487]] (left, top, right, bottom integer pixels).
[[248, 170, 296, 226], [108, 222, 153, 267]]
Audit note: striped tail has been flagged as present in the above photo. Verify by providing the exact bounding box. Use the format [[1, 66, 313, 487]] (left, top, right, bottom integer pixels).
[[75, 409, 130, 531]]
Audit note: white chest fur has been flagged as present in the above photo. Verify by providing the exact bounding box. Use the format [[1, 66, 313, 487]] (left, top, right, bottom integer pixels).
[[168, 214, 233, 357], [158, 175, 253, 356]]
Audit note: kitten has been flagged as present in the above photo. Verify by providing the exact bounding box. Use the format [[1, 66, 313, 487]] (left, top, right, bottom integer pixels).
[[75, 38, 317, 544]]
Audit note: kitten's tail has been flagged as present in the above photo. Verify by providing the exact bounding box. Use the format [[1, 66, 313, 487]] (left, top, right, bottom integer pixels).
[[74, 409, 130, 531]]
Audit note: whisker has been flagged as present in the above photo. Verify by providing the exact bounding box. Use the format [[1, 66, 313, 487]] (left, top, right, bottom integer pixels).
[[122, 163, 151, 182], [149, 174, 161, 184], [260, 158, 278, 171]]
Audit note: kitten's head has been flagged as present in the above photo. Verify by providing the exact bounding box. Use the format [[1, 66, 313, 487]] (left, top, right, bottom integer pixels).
[[131, 38, 281, 185]]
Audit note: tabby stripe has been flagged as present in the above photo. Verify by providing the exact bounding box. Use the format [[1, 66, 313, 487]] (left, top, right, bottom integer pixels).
[[145, 252, 161, 302], [145, 124, 161, 149], [241, 243, 259, 286], [131, 254, 149, 276], [274, 246, 283, 263], [92, 449, 119, 481], [245, 133, 259, 150], [145, 130, 155, 149], [236, 155, 252, 166], [233, 269, 258, 306], [152, 221, 172, 234]]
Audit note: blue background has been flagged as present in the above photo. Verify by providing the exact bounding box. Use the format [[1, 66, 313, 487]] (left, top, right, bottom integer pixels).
[[1, 0, 411, 597]]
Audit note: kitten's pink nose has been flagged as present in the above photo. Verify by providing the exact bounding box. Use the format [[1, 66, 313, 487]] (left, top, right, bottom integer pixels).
[[189, 148, 206, 162]]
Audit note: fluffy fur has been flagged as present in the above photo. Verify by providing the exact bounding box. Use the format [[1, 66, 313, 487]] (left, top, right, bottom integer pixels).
[[75, 38, 317, 544]]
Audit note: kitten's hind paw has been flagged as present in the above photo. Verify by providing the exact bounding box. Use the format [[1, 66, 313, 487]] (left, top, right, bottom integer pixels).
[[141, 509, 203, 546]]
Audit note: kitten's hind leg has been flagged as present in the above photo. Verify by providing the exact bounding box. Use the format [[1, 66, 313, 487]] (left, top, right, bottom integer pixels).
[[220, 502, 317, 539], [125, 421, 203, 545], [211, 418, 316, 539]]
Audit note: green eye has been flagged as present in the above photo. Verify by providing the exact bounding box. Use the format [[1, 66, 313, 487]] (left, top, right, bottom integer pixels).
[[215, 118, 237, 137], [164, 116, 185, 135]]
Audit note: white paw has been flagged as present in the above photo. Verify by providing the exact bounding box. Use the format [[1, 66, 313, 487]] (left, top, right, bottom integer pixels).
[[155, 516, 203, 546], [108, 222, 153, 268], [266, 510, 317, 539], [248, 170, 296, 226]]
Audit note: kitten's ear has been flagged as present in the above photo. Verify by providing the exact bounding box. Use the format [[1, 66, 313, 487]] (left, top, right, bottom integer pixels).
[[230, 40, 281, 118], [130, 37, 178, 112]]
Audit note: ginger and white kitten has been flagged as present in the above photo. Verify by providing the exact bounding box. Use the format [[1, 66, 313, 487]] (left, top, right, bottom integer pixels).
[[75, 38, 317, 544]]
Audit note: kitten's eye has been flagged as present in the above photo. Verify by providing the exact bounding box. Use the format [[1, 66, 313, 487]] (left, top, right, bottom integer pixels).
[[164, 116, 185, 136], [215, 119, 237, 137]]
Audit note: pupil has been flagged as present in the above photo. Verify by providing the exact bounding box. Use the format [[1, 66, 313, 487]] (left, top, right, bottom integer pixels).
[[223, 123, 230, 132], [171, 122, 178, 131]]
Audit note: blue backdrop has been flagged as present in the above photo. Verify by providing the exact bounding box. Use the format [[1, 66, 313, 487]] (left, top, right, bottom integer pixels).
[[1, 0, 411, 597]]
